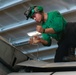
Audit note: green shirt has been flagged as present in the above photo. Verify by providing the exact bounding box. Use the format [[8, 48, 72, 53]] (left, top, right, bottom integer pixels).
[[41, 11, 67, 46]]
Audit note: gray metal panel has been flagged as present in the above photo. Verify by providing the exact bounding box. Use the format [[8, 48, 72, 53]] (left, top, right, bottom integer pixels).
[[17, 60, 76, 68], [8, 72, 51, 75], [7, 71, 76, 75], [0, 36, 27, 66]]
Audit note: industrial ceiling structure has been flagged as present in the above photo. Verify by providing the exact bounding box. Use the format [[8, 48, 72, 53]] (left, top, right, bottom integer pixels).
[[0, 0, 76, 62]]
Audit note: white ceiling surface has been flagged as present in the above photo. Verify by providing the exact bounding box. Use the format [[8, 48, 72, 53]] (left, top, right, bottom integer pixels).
[[0, 0, 76, 61]]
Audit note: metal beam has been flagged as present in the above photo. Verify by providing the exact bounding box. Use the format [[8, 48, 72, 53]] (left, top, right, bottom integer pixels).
[[0, 20, 35, 32], [0, 0, 30, 11], [22, 45, 58, 54], [39, 55, 54, 61]]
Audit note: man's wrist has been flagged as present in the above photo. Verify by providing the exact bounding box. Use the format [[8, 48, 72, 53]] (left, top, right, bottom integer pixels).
[[43, 29, 45, 33]]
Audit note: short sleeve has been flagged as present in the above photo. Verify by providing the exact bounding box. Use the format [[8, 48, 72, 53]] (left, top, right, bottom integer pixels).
[[52, 11, 64, 33], [42, 33, 52, 46]]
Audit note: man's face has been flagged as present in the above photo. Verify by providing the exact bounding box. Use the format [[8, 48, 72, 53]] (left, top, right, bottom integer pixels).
[[31, 12, 42, 23]]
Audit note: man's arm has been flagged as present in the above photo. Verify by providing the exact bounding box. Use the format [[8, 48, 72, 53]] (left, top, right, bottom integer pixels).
[[29, 36, 48, 45], [36, 25, 55, 34], [44, 28, 55, 34]]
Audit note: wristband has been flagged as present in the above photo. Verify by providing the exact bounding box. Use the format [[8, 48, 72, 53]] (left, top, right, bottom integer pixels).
[[43, 29, 45, 33]]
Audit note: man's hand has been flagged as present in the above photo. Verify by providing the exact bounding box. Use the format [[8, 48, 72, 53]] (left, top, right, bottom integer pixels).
[[29, 35, 49, 45], [36, 25, 56, 34], [29, 36, 41, 44], [36, 25, 44, 33]]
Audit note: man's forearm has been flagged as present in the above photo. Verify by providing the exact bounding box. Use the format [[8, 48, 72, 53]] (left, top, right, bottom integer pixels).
[[44, 28, 55, 34], [39, 38, 48, 45]]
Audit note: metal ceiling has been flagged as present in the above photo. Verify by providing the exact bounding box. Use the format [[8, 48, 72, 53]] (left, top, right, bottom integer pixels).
[[0, 0, 76, 62]]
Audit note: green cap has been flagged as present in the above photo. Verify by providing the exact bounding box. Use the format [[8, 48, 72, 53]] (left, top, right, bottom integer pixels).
[[24, 6, 43, 20]]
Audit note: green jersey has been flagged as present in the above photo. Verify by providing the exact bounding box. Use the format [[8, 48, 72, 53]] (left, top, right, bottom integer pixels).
[[41, 11, 67, 46]]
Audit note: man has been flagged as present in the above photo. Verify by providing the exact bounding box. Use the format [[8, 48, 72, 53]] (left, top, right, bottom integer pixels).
[[24, 6, 76, 62]]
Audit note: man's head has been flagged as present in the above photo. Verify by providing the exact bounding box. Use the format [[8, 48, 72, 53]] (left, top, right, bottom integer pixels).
[[24, 6, 44, 22]]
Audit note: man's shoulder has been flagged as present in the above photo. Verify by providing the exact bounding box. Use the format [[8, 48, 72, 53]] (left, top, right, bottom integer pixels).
[[48, 10, 60, 14], [47, 10, 61, 17]]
